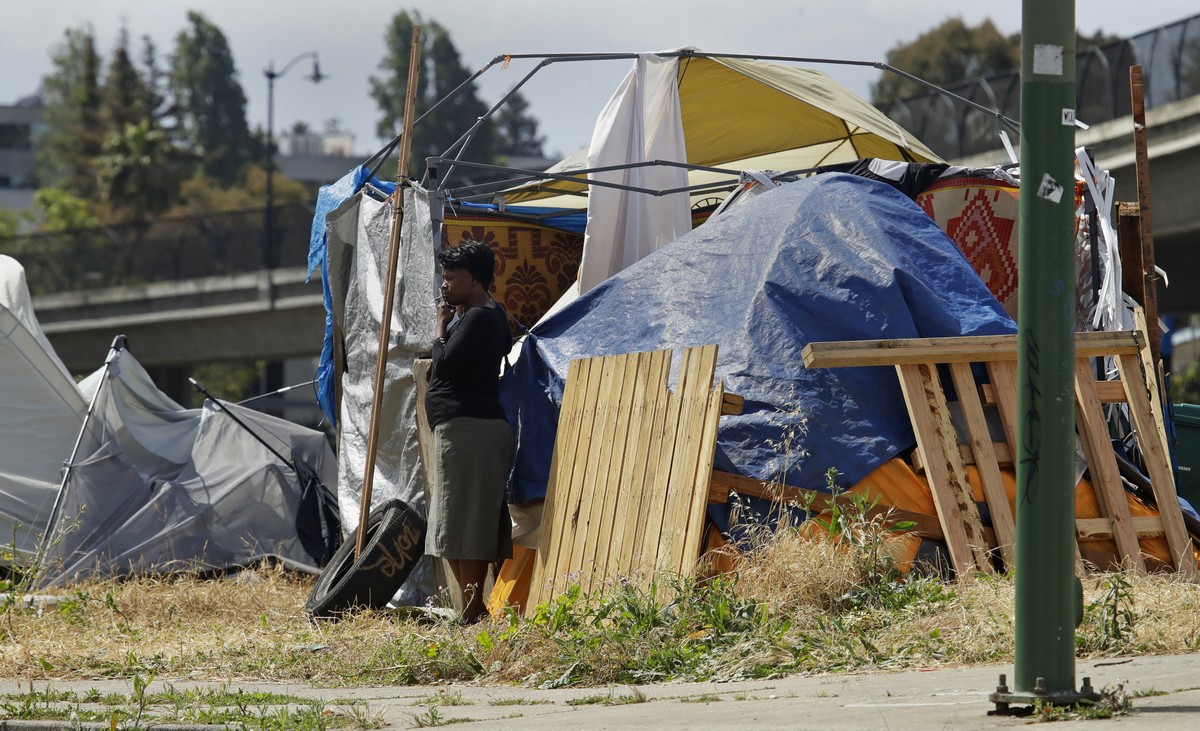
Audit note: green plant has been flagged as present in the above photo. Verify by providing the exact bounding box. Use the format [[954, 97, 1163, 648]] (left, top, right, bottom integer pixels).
[[410, 706, 444, 727], [566, 687, 647, 706], [1082, 573, 1137, 652]]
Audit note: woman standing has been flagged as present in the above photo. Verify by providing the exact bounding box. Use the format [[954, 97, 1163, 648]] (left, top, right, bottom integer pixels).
[[424, 241, 514, 623]]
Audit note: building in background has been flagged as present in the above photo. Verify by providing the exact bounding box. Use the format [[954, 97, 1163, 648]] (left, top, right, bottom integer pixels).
[[0, 93, 43, 212]]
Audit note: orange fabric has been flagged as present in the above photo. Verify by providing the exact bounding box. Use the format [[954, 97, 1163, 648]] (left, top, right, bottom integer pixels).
[[845, 458, 1197, 572], [442, 214, 583, 333], [487, 543, 535, 617]]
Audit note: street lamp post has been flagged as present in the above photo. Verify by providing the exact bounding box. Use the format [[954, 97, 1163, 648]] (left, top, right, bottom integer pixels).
[[263, 52, 324, 270]]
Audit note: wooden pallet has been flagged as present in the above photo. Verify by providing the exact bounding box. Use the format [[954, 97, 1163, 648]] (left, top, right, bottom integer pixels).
[[802, 330, 1197, 578], [527, 345, 725, 611]]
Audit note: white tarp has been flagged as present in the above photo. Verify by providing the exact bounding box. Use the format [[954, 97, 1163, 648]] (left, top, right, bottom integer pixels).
[[38, 346, 338, 587], [325, 185, 437, 603], [578, 52, 692, 293], [0, 256, 87, 557]]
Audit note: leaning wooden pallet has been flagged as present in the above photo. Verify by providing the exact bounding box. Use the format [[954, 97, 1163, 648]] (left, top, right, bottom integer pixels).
[[802, 329, 1198, 578], [527, 344, 725, 612]]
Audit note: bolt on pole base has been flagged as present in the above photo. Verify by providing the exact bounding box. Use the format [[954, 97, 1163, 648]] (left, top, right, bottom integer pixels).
[[987, 673, 1103, 716]]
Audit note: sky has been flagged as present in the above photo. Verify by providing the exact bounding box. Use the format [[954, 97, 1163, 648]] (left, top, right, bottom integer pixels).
[[2, 1, 1198, 161]]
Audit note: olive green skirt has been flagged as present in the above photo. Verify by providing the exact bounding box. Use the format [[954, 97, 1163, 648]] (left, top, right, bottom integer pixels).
[[426, 416, 514, 561]]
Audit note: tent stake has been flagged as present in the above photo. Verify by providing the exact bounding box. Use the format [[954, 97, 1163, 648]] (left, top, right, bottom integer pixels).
[[356, 24, 423, 559]]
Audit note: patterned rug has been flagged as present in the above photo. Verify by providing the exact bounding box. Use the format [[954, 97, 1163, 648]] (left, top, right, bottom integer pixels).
[[442, 213, 583, 334], [916, 176, 1021, 315]]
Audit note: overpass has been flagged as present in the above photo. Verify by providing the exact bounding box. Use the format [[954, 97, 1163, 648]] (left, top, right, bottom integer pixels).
[[11, 204, 326, 407], [36, 266, 325, 372]]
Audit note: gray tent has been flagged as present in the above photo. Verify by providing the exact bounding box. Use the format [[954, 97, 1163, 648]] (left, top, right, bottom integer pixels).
[[2, 255, 340, 585], [36, 343, 339, 587], [0, 255, 88, 558]]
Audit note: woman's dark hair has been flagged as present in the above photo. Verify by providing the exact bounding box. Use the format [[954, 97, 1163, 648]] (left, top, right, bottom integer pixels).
[[439, 241, 496, 289]]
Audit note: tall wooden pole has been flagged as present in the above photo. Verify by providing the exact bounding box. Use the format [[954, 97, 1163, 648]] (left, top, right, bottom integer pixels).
[[356, 25, 423, 558], [1129, 66, 1163, 370], [1014, 0, 1078, 694]]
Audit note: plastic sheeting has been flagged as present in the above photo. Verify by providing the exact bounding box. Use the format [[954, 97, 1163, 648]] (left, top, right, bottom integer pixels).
[[307, 166, 398, 426], [0, 256, 87, 557], [502, 173, 1018, 507], [579, 52, 691, 293], [38, 348, 338, 587], [323, 187, 438, 604]]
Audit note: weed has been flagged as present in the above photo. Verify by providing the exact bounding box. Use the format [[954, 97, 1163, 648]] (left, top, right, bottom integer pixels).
[[566, 687, 646, 706], [681, 693, 723, 703], [1092, 573, 1137, 651], [1034, 682, 1131, 721], [409, 706, 443, 727], [489, 697, 551, 706]]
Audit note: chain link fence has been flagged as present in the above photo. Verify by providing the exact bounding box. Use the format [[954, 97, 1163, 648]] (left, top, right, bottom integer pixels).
[[879, 13, 1200, 159], [0, 202, 315, 296]]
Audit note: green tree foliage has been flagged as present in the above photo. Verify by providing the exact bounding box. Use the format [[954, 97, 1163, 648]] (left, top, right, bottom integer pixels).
[[101, 27, 152, 131], [370, 11, 498, 181], [495, 91, 547, 159], [0, 209, 19, 239], [39, 27, 104, 198], [169, 11, 256, 185], [97, 120, 185, 222], [31, 188, 99, 232], [872, 17, 1018, 106]]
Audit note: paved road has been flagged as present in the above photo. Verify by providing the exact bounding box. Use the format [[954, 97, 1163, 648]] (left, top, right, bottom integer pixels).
[[1, 653, 1198, 729]]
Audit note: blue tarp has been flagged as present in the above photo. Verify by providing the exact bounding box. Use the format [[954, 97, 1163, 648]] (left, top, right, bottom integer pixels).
[[453, 200, 588, 234], [306, 166, 396, 428], [501, 173, 1018, 507]]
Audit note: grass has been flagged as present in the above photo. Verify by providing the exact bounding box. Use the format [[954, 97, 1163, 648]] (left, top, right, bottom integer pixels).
[[0, 557, 1195, 689], [1, 494, 1199, 700]]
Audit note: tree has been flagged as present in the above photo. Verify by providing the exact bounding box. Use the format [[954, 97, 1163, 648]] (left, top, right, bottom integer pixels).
[[370, 11, 499, 181], [495, 91, 546, 159], [101, 27, 152, 132], [169, 11, 256, 185], [39, 27, 104, 198], [0, 208, 18, 239], [872, 18, 1019, 106], [31, 188, 99, 232], [96, 120, 186, 222]]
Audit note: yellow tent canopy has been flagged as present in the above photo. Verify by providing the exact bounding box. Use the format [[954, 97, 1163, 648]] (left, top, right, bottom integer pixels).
[[499, 55, 942, 208]]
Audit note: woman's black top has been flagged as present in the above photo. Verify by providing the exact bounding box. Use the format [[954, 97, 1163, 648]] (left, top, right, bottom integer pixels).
[[425, 303, 511, 429]]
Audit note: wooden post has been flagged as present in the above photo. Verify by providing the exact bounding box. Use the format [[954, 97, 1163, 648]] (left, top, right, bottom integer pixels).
[[1129, 66, 1162, 370], [356, 25, 423, 558]]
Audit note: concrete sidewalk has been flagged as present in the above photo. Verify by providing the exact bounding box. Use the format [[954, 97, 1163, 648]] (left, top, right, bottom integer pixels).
[[1, 653, 1197, 730]]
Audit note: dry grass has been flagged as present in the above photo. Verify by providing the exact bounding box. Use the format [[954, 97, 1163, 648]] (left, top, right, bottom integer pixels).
[[2, 529, 1200, 687]]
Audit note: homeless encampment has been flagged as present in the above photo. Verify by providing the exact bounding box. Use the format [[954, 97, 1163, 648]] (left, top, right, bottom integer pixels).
[[502, 172, 1019, 515]]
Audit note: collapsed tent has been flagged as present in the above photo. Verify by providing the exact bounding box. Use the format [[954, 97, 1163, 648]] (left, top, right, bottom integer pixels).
[[503, 173, 1018, 510], [0, 255, 87, 558], [34, 342, 339, 587]]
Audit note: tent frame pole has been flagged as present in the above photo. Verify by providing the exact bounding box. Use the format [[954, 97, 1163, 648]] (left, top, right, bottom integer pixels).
[[189, 378, 297, 472], [39, 335, 127, 566]]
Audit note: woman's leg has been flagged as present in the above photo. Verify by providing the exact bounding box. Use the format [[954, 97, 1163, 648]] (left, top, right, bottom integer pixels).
[[446, 558, 490, 623]]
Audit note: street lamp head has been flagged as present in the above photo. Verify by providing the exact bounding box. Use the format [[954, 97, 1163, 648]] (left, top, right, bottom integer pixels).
[[308, 56, 326, 84]]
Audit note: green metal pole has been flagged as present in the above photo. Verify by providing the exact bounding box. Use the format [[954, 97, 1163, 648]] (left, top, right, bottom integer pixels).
[[1015, 0, 1078, 694]]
